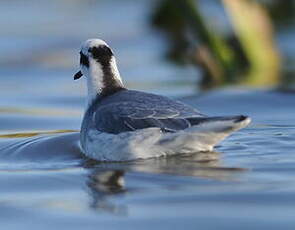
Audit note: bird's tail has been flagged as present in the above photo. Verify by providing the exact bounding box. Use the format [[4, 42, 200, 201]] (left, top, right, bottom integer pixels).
[[157, 115, 251, 153], [187, 115, 251, 133]]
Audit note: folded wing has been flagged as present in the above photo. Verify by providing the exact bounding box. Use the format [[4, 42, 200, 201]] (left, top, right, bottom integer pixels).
[[94, 101, 203, 134]]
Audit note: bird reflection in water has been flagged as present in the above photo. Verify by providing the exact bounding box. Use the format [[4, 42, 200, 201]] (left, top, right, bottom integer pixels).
[[86, 151, 247, 214], [134, 151, 247, 180], [87, 169, 127, 215]]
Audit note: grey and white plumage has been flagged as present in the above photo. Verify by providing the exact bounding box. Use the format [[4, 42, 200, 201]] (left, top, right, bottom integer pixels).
[[74, 39, 251, 161]]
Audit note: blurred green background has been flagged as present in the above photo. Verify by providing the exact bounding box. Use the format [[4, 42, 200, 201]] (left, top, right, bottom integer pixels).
[[0, 0, 294, 98], [152, 0, 295, 90]]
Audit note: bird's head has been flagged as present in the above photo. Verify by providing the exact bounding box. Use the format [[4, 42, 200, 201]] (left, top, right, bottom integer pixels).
[[74, 39, 124, 104]]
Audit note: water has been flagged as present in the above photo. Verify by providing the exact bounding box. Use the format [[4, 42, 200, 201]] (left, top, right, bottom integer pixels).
[[1, 0, 295, 229]]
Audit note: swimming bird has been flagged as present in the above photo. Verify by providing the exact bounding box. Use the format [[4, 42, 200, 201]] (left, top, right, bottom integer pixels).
[[74, 39, 251, 161]]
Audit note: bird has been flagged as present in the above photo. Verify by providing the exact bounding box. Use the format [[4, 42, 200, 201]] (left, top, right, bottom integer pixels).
[[74, 39, 251, 161]]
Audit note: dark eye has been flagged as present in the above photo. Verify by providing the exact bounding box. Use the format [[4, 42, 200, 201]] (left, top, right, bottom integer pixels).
[[80, 51, 89, 67]]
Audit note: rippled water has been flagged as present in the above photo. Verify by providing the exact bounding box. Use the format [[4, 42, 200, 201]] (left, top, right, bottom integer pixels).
[[1, 0, 295, 229], [1, 88, 295, 229]]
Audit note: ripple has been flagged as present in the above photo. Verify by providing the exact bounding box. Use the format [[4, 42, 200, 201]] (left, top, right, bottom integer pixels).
[[0, 131, 83, 170]]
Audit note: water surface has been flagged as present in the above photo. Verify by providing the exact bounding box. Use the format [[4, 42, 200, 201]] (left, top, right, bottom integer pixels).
[[1, 88, 295, 229]]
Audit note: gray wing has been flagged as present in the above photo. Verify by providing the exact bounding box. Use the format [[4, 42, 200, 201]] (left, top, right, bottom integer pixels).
[[94, 91, 205, 134]]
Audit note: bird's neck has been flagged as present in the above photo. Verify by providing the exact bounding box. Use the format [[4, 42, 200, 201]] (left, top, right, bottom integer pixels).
[[85, 57, 124, 106]]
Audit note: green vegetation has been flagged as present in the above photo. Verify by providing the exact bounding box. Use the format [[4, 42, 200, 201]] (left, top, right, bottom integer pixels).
[[152, 0, 286, 90]]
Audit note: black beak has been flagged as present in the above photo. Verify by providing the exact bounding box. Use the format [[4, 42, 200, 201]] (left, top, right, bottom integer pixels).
[[74, 71, 83, 80]]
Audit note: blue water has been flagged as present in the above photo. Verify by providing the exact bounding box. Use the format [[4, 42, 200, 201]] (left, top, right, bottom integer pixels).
[[1, 0, 295, 229]]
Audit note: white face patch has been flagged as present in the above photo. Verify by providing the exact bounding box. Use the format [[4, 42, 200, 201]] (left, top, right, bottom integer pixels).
[[86, 59, 104, 105]]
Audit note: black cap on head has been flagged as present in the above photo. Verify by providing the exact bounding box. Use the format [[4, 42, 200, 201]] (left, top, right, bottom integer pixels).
[[89, 45, 113, 65]]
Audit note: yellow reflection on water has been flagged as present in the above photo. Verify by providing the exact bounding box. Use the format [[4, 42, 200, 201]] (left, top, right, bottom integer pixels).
[[0, 130, 78, 138], [0, 107, 81, 117]]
